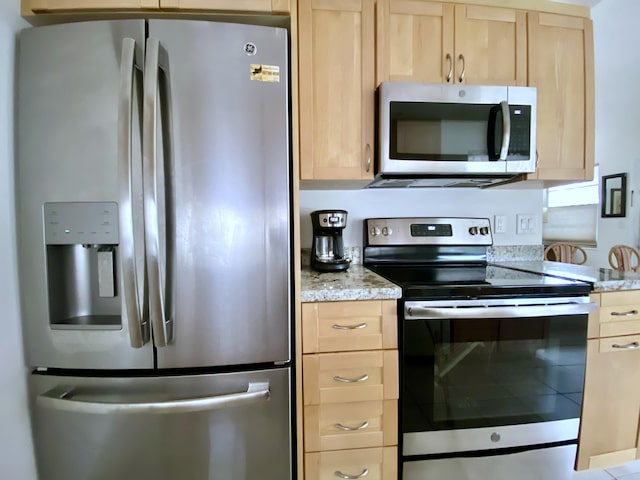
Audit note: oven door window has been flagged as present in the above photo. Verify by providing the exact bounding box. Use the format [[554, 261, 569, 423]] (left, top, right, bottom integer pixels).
[[402, 315, 587, 433]]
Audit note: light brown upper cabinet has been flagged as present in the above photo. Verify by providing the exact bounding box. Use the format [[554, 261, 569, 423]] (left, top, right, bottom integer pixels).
[[22, 0, 158, 13], [298, 0, 375, 181], [159, 0, 289, 12], [527, 12, 595, 182], [377, 1, 526, 86]]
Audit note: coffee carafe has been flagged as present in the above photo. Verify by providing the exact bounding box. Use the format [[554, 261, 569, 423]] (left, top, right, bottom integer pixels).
[[310, 210, 351, 272]]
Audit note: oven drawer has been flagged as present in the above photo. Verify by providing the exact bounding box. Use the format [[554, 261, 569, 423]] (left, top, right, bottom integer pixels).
[[598, 291, 640, 337], [302, 300, 397, 354], [304, 400, 397, 452], [303, 351, 399, 405], [305, 447, 397, 480]]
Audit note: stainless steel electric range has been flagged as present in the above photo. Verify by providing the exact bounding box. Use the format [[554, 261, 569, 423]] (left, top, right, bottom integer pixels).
[[363, 217, 597, 480]]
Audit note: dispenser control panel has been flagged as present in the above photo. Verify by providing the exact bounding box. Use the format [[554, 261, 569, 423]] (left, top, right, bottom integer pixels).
[[44, 202, 119, 245]]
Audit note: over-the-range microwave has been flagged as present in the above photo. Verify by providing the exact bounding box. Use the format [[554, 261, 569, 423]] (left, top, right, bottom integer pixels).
[[369, 82, 537, 188]]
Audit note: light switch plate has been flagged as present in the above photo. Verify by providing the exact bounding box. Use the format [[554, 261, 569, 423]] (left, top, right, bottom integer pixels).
[[494, 215, 507, 234], [516, 214, 537, 235]]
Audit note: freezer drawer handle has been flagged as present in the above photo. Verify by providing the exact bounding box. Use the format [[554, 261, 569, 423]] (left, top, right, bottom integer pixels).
[[334, 469, 369, 479], [335, 421, 369, 432], [37, 382, 270, 415]]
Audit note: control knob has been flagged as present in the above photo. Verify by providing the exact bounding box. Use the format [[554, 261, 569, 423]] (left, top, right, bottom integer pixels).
[[370, 226, 381, 237], [468, 226, 479, 236], [382, 226, 392, 236], [479, 226, 490, 236]]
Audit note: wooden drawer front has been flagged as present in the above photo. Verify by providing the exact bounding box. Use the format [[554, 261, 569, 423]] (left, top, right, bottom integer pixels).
[[305, 446, 397, 480], [599, 296, 640, 337], [304, 400, 397, 452], [303, 351, 399, 405], [302, 300, 397, 353], [598, 334, 640, 353]]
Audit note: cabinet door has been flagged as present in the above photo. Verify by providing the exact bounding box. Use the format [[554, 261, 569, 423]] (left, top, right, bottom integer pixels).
[[23, 0, 158, 12], [377, 0, 454, 84], [528, 12, 595, 181], [159, 0, 289, 12], [299, 0, 375, 180], [454, 4, 526, 86], [576, 337, 640, 470]]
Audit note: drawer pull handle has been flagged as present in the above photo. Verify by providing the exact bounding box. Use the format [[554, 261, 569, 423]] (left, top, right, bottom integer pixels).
[[612, 342, 640, 350], [335, 469, 369, 479], [333, 323, 368, 330], [611, 310, 639, 317], [333, 374, 369, 383], [335, 421, 369, 432]]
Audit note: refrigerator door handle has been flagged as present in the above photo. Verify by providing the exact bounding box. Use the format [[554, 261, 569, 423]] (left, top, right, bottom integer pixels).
[[118, 37, 146, 348], [37, 382, 270, 415], [143, 37, 169, 347]]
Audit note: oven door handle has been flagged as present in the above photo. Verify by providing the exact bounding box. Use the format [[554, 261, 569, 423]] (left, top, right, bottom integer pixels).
[[405, 302, 598, 320]]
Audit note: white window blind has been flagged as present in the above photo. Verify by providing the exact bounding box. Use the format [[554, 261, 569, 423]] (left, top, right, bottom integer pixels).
[[542, 166, 599, 246]]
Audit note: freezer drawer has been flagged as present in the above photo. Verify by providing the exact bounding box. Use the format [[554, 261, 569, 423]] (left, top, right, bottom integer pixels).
[[29, 368, 291, 480]]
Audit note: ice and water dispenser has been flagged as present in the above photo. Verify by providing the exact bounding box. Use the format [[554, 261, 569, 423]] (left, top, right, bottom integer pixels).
[[44, 202, 121, 330]]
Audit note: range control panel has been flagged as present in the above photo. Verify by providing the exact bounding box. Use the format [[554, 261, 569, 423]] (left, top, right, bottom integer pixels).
[[365, 217, 492, 246]]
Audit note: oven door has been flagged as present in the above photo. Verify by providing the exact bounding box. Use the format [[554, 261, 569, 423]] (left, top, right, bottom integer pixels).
[[401, 297, 595, 456]]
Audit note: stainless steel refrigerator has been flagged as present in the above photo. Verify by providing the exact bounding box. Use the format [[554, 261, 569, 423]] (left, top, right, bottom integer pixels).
[[17, 19, 291, 480]]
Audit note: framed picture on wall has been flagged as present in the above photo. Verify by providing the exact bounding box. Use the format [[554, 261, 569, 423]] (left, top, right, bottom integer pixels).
[[602, 173, 627, 218]]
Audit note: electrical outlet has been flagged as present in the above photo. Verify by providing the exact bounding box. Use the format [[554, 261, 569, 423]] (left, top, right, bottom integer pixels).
[[494, 215, 507, 234], [516, 214, 537, 235]]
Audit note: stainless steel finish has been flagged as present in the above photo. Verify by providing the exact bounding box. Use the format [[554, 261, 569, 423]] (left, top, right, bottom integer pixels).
[[458, 53, 465, 82], [365, 143, 371, 172], [333, 374, 369, 383], [366, 217, 493, 246], [377, 82, 537, 175], [143, 37, 169, 348], [97, 248, 116, 297], [30, 369, 291, 480], [38, 381, 270, 414], [118, 37, 146, 348], [333, 323, 368, 330], [335, 421, 369, 431], [611, 310, 639, 316], [148, 20, 290, 368], [612, 341, 640, 350], [405, 297, 597, 320], [445, 53, 453, 83], [403, 444, 578, 480], [335, 469, 369, 479], [403, 418, 579, 456], [498, 100, 511, 160], [17, 20, 152, 368]]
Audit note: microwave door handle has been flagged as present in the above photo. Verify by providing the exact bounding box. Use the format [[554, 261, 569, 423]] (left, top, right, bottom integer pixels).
[[118, 38, 146, 348], [499, 101, 511, 160]]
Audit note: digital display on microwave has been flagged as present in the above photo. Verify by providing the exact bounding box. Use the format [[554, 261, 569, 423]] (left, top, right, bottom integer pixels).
[[411, 224, 453, 237]]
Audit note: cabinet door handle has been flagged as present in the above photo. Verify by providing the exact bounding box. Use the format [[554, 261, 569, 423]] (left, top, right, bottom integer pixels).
[[458, 54, 466, 83], [335, 469, 369, 479], [365, 143, 372, 173], [612, 342, 640, 350], [335, 421, 369, 431], [333, 374, 369, 383], [611, 310, 639, 317], [332, 323, 368, 330], [446, 53, 453, 83]]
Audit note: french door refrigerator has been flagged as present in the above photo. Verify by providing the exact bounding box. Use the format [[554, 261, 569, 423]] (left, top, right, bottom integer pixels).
[[17, 19, 291, 480]]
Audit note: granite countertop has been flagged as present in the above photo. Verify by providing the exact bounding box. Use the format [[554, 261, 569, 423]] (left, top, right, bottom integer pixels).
[[300, 265, 402, 302], [494, 261, 640, 292]]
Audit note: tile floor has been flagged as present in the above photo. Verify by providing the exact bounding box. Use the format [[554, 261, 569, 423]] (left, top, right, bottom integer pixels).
[[575, 459, 640, 480]]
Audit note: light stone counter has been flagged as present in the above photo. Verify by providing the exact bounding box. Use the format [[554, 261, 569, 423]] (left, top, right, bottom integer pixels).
[[494, 261, 640, 292], [300, 265, 402, 303]]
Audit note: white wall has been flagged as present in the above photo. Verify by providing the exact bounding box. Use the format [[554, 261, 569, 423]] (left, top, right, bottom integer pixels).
[[0, 2, 37, 479], [588, 0, 640, 268], [300, 187, 544, 250]]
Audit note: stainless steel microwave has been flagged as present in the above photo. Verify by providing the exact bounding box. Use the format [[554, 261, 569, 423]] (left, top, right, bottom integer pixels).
[[372, 82, 537, 188]]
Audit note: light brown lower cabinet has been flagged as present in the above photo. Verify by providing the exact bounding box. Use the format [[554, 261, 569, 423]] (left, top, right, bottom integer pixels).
[[576, 291, 640, 470], [305, 447, 398, 480]]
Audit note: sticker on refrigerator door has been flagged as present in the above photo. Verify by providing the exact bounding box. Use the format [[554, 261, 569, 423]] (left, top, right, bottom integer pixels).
[[250, 64, 280, 83]]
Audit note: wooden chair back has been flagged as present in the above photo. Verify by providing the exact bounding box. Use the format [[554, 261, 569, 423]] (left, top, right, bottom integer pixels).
[[608, 245, 640, 272], [544, 243, 588, 265]]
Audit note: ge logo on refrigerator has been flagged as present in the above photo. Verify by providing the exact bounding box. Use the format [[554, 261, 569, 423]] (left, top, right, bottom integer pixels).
[[244, 43, 257, 56]]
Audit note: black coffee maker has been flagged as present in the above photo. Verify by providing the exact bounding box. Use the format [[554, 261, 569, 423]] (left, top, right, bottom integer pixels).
[[310, 210, 352, 272]]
